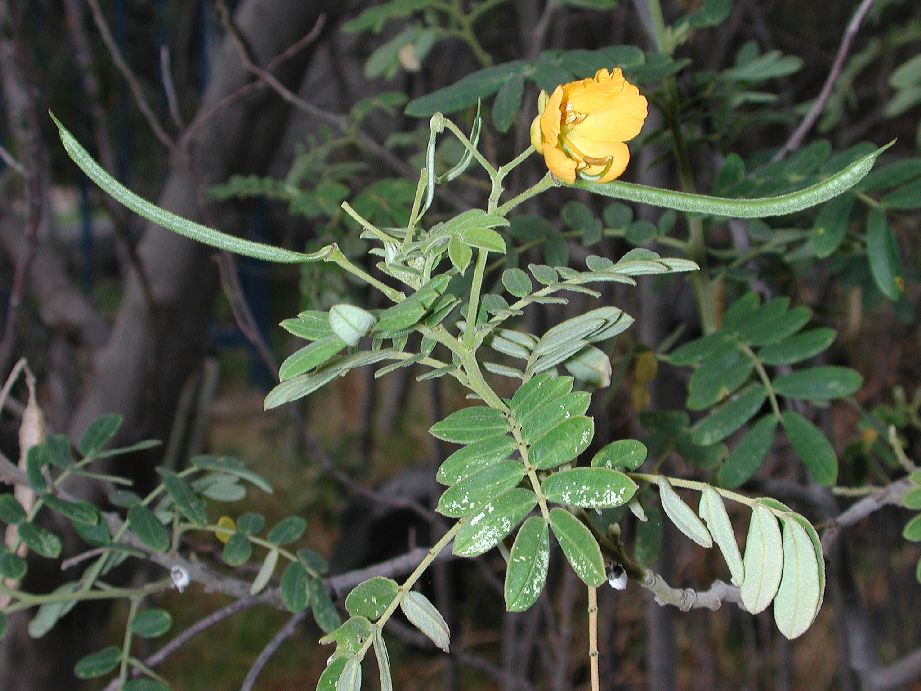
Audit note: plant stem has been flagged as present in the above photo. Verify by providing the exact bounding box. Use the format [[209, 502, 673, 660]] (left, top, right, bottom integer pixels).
[[1, 578, 172, 613], [443, 119, 496, 178], [740, 342, 782, 420], [629, 472, 783, 514], [404, 168, 430, 247], [118, 596, 142, 688], [464, 249, 489, 348], [510, 424, 551, 522], [496, 172, 556, 215], [498, 145, 535, 179], [328, 246, 405, 303], [588, 585, 600, 691], [357, 520, 465, 659], [460, 353, 507, 411], [645, 0, 668, 52]]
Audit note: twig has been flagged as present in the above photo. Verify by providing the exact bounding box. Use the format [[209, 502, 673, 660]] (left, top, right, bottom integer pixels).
[[772, 0, 877, 160], [238, 611, 307, 691], [385, 618, 536, 690], [179, 16, 326, 149], [867, 646, 921, 690], [641, 573, 743, 612], [0, 143, 24, 175], [588, 585, 600, 691], [821, 478, 912, 553], [103, 597, 261, 691], [302, 427, 435, 524], [159, 46, 185, 130], [210, 0, 415, 180], [85, 0, 175, 151], [215, 252, 278, 375], [64, 0, 157, 311]]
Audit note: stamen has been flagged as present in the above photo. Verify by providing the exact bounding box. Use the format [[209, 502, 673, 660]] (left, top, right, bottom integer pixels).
[[578, 156, 614, 181]]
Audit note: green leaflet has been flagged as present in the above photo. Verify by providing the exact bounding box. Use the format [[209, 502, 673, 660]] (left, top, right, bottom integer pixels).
[[772, 366, 863, 400], [591, 439, 648, 471], [541, 468, 637, 509], [811, 192, 854, 258], [250, 548, 279, 595], [504, 517, 550, 612], [74, 646, 122, 679], [691, 385, 767, 446], [740, 505, 783, 614], [130, 609, 172, 638], [79, 414, 123, 457], [52, 114, 329, 264], [572, 143, 889, 217], [549, 508, 605, 587], [127, 505, 170, 553], [430, 406, 509, 443], [316, 656, 348, 691], [528, 416, 595, 469], [520, 391, 591, 442], [373, 627, 393, 691], [267, 516, 307, 545], [511, 374, 574, 420], [436, 461, 525, 518], [280, 562, 311, 613], [401, 591, 451, 652], [657, 479, 713, 548], [781, 411, 837, 486], [866, 207, 904, 301], [717, 414, 777, 489], [320, 616, 372, 656], [698, 487, 744, 585], [757, 328, 836, 365], [436, 435, 516, 485], [773, 516, 822, 639], [346, 577, 399, 621], [453, 489, 537, 557], [338, 658, 362, 691], [160, 471, 208, 526], [687, 347, 754, 411]]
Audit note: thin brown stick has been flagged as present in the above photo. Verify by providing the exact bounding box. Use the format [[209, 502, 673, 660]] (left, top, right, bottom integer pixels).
[[63, 0, 157, 311], [179, 15, 326, 148], [773, 0, 877, 160], [0, 143, 24, 175], [85, 0, 175, 151], [302, 427, 435, 524], [238, 611, 307, 691], [821, 478, 912, 553], [588, 585, 600, 691], [210, 0, 415, 180], [215, 252, 278, 375], [102, 596, 261, 691], [159, 46, 185, 131]]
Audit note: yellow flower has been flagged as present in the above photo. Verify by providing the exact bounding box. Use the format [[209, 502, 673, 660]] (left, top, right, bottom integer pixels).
[[530, 68, 648, 184], [215, 515, 236, 544]]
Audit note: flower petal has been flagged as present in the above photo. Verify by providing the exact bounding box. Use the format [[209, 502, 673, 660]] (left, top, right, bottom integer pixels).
[[579, 142, 630, 183], [539, 85, 565, 145], [564, 68, 627, 113], [544, 145, 577, 183], [573, 87, 647, 143]]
